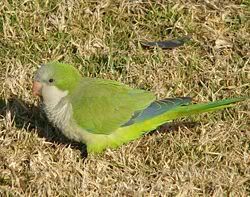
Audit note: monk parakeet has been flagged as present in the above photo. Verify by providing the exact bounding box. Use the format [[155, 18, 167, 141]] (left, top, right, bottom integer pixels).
[[33, 62, 247, 153]]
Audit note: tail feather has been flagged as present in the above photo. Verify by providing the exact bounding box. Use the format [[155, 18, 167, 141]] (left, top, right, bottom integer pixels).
[[162, 97, 247, 120], [115, 97, 248, 143]]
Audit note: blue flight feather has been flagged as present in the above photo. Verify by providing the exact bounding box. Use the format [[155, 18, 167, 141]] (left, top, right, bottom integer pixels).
[[123, 97, 192, 126]]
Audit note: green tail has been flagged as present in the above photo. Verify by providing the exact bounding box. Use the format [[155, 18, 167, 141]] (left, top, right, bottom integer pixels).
[[115, 97, 248, 143], [87, 97, 247, 153]]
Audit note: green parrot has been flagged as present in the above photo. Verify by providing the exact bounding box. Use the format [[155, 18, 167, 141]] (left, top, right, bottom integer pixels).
[[33, 62, 247, 153]]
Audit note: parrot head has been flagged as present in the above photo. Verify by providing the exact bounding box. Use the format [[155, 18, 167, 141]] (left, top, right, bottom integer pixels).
[[33, 61, 81, 102]]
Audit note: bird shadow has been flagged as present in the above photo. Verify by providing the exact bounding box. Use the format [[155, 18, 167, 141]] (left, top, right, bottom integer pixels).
[[0, 97, 88, 159], [0, 97, 199, 158]]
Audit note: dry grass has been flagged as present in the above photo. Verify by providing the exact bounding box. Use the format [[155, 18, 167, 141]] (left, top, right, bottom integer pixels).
[[0, 0, 250, 196]]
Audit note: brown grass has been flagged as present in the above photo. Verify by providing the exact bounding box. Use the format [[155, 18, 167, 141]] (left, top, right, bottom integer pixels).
[[0, 0, 249, 196]]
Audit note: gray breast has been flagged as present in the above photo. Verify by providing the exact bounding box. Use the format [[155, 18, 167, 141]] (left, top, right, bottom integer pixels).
[[43, 97, 72, 131]]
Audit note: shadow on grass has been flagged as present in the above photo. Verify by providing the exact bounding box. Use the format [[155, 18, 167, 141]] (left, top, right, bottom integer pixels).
[[0, 97, 88, 159], [0, 97, 199, 158]]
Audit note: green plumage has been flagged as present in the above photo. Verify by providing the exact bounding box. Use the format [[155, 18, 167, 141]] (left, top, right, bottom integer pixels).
[[34, 62, 249, 154], [70, 78, 155, 134]]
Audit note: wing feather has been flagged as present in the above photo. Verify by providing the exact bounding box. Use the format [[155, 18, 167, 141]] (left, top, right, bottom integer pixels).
[[70, 78, 155, 134]]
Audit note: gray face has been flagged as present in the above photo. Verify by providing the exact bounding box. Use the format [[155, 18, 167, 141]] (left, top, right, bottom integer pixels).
[[33, 64, 56, 97], [34, 64, 55, 84]]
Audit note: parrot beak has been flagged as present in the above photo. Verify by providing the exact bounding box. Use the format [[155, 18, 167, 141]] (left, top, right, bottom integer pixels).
[[32, 81, 42, 96]]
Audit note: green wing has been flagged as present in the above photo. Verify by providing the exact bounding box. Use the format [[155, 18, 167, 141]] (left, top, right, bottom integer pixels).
[[70, 78, 155, 134]]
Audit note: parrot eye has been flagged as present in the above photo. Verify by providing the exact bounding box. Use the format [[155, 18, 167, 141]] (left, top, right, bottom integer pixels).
[[49, 78, 54, 83]]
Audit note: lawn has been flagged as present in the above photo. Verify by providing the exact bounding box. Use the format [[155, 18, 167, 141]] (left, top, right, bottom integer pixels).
[[0, 0, 249, 196]]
